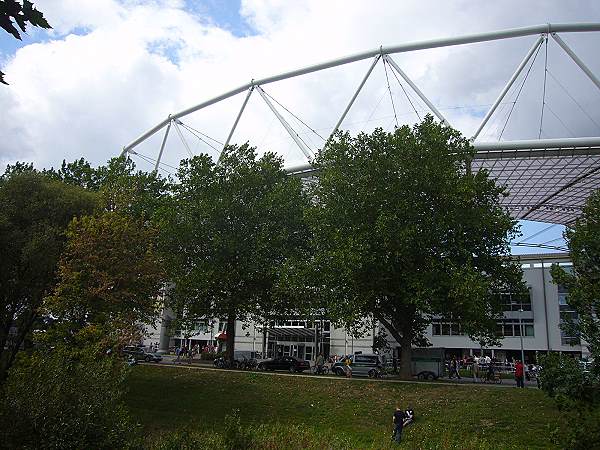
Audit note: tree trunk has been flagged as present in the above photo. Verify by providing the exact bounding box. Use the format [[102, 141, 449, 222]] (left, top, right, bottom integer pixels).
[[262, 320, 267, 357], [399, 335, 413, 379], [374, 312, 414, 379], [225, 312, 236, 364]]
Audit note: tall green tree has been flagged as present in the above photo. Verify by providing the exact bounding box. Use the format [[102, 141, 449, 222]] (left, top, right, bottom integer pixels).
[[551, 189, 600, 370], [45, 212, 166, 348], [0, 171, 97, 380], [160, 144, 309, 362], [309, 117, 524, 376]]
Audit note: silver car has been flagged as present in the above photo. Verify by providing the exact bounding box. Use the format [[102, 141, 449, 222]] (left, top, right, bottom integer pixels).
[[331, 354, 384, 377]]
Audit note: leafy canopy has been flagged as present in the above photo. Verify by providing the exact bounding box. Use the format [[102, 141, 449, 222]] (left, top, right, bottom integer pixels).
[[551, 190, 600, 369], [159, 144, 310, 359], [308, 117, 524, 373], [0, 170, 97, 380], [45, 212, 166, 348]]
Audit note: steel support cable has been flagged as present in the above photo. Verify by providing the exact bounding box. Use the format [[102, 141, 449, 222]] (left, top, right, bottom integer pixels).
[[365, 90, 388, 124], [499, 42, 543, 140], [545, 102, 576, 137], [547, 69, 600, 132], [178, 122, 220, 153], [499, 38, 544, 140], [173, 121, 194, 158], [131, 151, 176, 176], [387, 61, 421, 121], [382, 58, 399, 127], [177, 121, 224, 146], [540, 236, 566, 246], [133, 150, 180, 171], [513, 242, 568, 251], [261, 89, 326, 141], [517, 223, 558, 244], [538, 36, 549, 139]]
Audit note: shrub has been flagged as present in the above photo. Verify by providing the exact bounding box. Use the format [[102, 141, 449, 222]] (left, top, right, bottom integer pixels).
[[539, 352, 600, 449], [0, 347, 139, 450]]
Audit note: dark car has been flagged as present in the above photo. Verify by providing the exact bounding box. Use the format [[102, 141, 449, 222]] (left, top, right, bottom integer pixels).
[[257, 356, 310, 373], [122, 346, 162, 363]]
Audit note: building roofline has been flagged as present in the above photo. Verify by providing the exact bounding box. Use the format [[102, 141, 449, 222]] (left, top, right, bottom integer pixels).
[[516, 252, 570, 261]]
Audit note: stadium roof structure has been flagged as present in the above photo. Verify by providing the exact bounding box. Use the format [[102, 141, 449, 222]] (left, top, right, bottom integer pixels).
[[122, 23, 600, 226]]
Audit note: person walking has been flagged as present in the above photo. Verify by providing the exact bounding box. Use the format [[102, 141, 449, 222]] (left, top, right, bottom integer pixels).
[[315, 353, 325, 375], [344, 355, 352, 378], [175, 346, 181, 363], [515, 359, 525, 388], [485, 360, 495, 382], [449, 356, 461, 379], [392, 406, 406, 444]]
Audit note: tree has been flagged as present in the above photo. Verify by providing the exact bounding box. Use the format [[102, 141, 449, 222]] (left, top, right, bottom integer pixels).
[[0, 171, 97, 381], [0, 0, 51, 85], [159, 144, 309, 363], [551, 189, 600, 367], [309, 117, 524, 376], [44, 211, 166, 347]]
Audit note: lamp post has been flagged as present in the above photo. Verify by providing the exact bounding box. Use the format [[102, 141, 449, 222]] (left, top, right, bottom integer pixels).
[[519, 308, 525, 363]]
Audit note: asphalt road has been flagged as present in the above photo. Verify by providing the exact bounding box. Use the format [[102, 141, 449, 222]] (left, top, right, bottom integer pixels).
[[145, 358, 539, 389]]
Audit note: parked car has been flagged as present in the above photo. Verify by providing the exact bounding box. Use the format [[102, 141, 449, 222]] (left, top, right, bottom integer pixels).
[[257, 356, 310, 373], [122, 346, 162, 362], [331, 354, 384, 377]]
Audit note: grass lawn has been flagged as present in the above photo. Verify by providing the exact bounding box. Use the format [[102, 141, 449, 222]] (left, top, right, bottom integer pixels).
[[126, 365, 563, 449]]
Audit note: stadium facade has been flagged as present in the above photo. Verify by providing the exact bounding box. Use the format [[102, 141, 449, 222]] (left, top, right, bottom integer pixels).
[[144, 252, 589, 363]]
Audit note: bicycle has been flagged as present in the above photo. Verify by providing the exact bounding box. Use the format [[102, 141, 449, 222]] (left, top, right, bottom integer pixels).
[[312, 365, 330, 375]]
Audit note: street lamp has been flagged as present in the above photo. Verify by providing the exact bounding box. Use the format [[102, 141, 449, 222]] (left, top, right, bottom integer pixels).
[[519, 308, 525, 363]]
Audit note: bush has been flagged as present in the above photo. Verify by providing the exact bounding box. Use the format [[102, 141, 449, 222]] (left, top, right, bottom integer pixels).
[[0, 347, 139, 450], [223, 409, 253, 450], [539, 353, 600, 449]]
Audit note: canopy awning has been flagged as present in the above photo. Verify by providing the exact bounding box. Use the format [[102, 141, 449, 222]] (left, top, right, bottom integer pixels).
[[268, 327, 316, 339], [215, 331, 227, 341]]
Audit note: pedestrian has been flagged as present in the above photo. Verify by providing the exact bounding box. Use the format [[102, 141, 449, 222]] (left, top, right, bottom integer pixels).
[[486, 360, 495, 382], [392, 405, 405, 444], [449, 356, 461, 379], [473, 358, 479, 382], [344, 355, 352, 378], [187, 346, 193, 364], [515, 359, 525, 388], [175, 346, 181, 363], [315, 353, 325, 375]]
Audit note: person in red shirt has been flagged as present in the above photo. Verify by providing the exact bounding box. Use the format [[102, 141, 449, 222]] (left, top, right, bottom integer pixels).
[[515, 360, 525, 388]]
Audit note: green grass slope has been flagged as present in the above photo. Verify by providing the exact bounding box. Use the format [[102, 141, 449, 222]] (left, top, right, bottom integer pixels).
[[126, 365, 563, 449]]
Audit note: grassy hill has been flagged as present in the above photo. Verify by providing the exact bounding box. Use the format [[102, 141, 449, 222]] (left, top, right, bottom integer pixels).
[[126, 365, 563, 449]]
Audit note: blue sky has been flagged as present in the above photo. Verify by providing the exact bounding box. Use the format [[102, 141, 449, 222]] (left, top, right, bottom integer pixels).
[[0, 0, 253, 62], [184, 0, 255, 37]]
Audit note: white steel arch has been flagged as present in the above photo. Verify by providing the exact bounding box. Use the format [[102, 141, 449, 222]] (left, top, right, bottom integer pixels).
[[122, 22, 600, 225]]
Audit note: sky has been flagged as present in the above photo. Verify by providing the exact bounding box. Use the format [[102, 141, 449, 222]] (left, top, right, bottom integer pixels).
[[2, 0, 600, 253]]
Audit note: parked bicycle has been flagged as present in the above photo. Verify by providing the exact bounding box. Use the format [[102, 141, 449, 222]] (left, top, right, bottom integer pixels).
[[312, 364, 330, 375], [213, 357, 239, 369]]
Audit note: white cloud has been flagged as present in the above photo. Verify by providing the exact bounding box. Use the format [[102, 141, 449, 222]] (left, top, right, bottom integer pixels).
[[1, 0, 600, 173]]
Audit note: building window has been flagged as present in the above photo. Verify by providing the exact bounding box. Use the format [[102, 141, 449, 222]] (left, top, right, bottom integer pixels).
[[432, 320, 464, 336], [558, 285, 580, 345], [193, 320, 208, 333], [496, 319, 534, 337], [500, 290, 532, 311]]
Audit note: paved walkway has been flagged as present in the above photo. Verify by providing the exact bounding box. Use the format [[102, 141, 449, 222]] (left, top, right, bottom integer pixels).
[[146, 358, 539, 389]]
